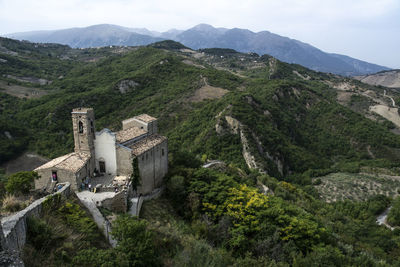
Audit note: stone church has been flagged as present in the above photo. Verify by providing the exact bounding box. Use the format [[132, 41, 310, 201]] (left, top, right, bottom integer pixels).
[[34, 108, 168, 194]]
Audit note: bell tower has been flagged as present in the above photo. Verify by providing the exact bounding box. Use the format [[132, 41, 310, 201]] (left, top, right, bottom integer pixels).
[[71, 108, 96, 155]]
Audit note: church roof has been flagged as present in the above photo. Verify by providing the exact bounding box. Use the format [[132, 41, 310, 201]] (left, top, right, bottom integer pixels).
[[116, 127, 147, 143], [134, 114, 157, 123], [128, 134, 167, 156], [34, 152, 90, 173]]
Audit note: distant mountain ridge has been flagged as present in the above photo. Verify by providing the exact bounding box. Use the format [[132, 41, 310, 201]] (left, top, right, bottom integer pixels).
[[5, 23, 390, 76]]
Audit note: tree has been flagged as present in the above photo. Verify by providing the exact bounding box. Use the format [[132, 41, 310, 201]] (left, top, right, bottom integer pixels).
[[5, 171, 39, 195], [387, 196, 400, 226], [111, 214, 161, 267]]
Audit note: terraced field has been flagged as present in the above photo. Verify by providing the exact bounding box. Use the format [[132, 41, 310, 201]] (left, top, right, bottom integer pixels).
[[314, 172, 400, 202]]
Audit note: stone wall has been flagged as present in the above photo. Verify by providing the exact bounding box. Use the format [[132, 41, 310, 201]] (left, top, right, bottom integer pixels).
[[116, 145, 133, 176], [75, 191, 117, 247], [136, 139, 168, 195], [1, 183, 70, 252], [35, 167, 83, 191], [101, 190, 128, 213]]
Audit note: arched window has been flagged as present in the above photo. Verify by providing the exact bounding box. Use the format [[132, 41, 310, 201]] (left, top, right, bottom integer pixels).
[[79, 121, 84, 133]]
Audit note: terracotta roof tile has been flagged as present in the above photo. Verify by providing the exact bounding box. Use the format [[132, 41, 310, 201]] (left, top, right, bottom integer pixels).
[[134, 114, 157, 123], [128, 135, 167, 156], [116, 127, 147, 143], [34, 152, 90, 173]]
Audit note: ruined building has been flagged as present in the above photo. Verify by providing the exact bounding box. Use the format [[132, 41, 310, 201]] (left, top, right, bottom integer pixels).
[[34, 108, 168, 194]]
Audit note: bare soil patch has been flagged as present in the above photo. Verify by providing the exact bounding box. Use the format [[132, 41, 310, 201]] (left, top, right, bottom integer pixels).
[[0, 80, 48, 99], [190, 77, 229, 102], [370, 105, 400, 128], [336, 91, 354, 105], [182, 59, 206, 69], [190, 85, 229, 102]]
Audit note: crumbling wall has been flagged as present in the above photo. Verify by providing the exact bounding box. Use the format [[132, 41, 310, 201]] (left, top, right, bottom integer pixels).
[[1, 183, 70, 252], [101, 190, 127, 213]]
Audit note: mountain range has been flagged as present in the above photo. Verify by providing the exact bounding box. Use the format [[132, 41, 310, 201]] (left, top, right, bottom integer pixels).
[[5, 24, 390, 76]]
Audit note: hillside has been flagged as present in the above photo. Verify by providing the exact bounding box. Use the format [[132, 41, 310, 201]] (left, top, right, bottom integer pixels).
[[5, 24, 390, 76], [1, 38, 399, 172], [354, 70, 400, 89], [2, 39, 400, 266]]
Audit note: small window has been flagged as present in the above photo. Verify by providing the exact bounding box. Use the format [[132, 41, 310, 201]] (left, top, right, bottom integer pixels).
[[79, 121, 84, 133], [140, 126, 144, 129], [142, 155, 144, 161], [162, 149, 165, 156], [146, 153, 148, 160]]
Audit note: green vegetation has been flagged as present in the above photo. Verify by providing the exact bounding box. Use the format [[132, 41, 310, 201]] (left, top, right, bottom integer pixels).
[[23, 195, 109, 266], [387, 197, 400, 226], [161, 160, 400, 265], [73, 215, 161, 267], [5, 171, 38, 195], [314, 172, 400, 202], [2, 38, 400, 265]]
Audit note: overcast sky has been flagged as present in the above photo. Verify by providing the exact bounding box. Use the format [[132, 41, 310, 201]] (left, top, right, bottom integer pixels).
[[0, 0, 399, 68]]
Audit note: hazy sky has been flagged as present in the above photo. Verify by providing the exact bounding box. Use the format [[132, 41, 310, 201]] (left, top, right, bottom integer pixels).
[[0, 0, 399, 68]]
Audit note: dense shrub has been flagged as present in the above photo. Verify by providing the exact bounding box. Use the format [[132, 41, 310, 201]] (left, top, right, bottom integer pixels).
[[387, 197, 400, 226], [5, 171, 39, 195]]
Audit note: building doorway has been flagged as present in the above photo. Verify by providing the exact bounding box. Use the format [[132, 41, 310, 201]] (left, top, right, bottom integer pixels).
[[99, 161, 106, 173], [52, 171, 58, 182]]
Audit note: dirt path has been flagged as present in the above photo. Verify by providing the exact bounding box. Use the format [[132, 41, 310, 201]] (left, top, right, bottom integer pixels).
[[383, 90, 396, 107]]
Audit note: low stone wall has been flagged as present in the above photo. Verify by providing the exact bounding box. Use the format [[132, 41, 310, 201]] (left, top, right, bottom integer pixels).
[[102, 191, 127, 213], [75, 191, 117, 247], [129, 186, 164, 217], [1, 183, 70, 253]]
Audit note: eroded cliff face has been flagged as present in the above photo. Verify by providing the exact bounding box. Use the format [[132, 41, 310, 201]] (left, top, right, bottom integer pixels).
[[215, 108, 284, 176], [225, 115, 262, 172]]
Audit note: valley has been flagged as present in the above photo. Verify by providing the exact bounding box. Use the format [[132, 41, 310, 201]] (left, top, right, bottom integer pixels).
[[1, 37, 400, 266]]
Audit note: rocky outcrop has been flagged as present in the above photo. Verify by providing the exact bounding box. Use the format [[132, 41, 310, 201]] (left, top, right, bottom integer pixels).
[[221, 115, 264, 173], [116, 79, 140, 94], [0, 250, 24, 267], [216, 113, 285, 175]]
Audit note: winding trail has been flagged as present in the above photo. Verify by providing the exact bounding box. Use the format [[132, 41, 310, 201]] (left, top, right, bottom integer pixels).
[[202, 160, 224, 168], [384, 90, 396, 107]]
